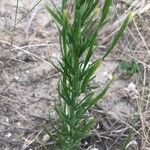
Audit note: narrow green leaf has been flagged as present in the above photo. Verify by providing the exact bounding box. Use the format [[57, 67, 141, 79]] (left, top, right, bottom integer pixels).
[[78, 92, 95, 108], [80, 31, 96, 57], [45, 5, 62, 26], [76, 92, 95, 117], [102, 11, 134, 60], [49, 60, 63, 73], [81, 0, 99, 25], [60, 79, 72, 92], [100, 0, 112, 25], [50, 0, 62, 20], [55, 106, 70, 126], [81, 118, 95, 134], [62, 57, 74, 74], [58, 81, 71, 106], [81, 60, 101, 92], [58, 61, 72, 82], [80, 0, 86, 6], [84, 79, 113, 111], [62, 0, 67, 11]]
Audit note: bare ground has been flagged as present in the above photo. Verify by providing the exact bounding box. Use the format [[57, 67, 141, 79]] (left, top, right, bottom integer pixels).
[[0, 0, 150, 150]]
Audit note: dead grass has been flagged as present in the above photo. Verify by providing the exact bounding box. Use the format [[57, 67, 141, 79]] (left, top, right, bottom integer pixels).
[[0, 0, 150, 149]]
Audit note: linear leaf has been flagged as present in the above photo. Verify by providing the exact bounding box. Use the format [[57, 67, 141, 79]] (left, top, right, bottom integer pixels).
[[45, 5, 62, 26], [84, 79, 113, 111], [81, 60, 101, 91], [100, 0, 112, 25], [102, 11, 133, 60]]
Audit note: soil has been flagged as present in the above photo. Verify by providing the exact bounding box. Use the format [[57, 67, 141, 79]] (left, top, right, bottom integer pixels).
[[0, 0, 150, 150]]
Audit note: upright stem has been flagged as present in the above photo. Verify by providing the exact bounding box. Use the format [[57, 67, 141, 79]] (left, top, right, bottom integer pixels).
[[45, 0, 132, 149]]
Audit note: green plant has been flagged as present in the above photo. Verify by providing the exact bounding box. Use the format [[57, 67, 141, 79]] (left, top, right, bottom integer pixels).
[[44, 0, 133, 149], [119, 59, 142, 77]]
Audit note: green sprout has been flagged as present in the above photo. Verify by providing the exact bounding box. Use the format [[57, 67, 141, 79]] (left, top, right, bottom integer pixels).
[[44, 0, 133, 149], [119, 59, 142, 78]]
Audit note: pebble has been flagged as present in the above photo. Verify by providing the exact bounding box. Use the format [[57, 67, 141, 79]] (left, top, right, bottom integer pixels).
[[16, 122, 21, 126], [26, 70, 30, 74], [14, 76, 19, 80], [51, 101, 54, 106], [5, 132, 12, 138], [84, 141, 88, 146], [5, 117, 9, 123], [0, 61, 4, 66], [16, 51, 24, 60], [96, 123, 100, 129], [41, 134, 50, 143]]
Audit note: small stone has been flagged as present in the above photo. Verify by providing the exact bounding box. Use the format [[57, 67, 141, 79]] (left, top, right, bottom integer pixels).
[[128, 82, 136, 91], [51, 52, 57, 58], [51, 101, 54, 106], [15, 76, 19, 80], [41, 134, 50, 143], [0, 61, 4, 66], [5, 132, 12, 138], [5, 117, 9, 123], [96, 123, 100, 129], [16, 122, 21, 126], [26, 70, 30, 74], [103, 71, 108, 76], [16, 51, 24, 59]]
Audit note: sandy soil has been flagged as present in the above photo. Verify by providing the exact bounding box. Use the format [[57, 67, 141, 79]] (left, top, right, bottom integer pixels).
[[0, 0, 150, 149]]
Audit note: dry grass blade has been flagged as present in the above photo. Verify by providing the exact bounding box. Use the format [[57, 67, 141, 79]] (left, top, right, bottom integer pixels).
[[11, 0, 19, 45], [15, 0, 42, 25]]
